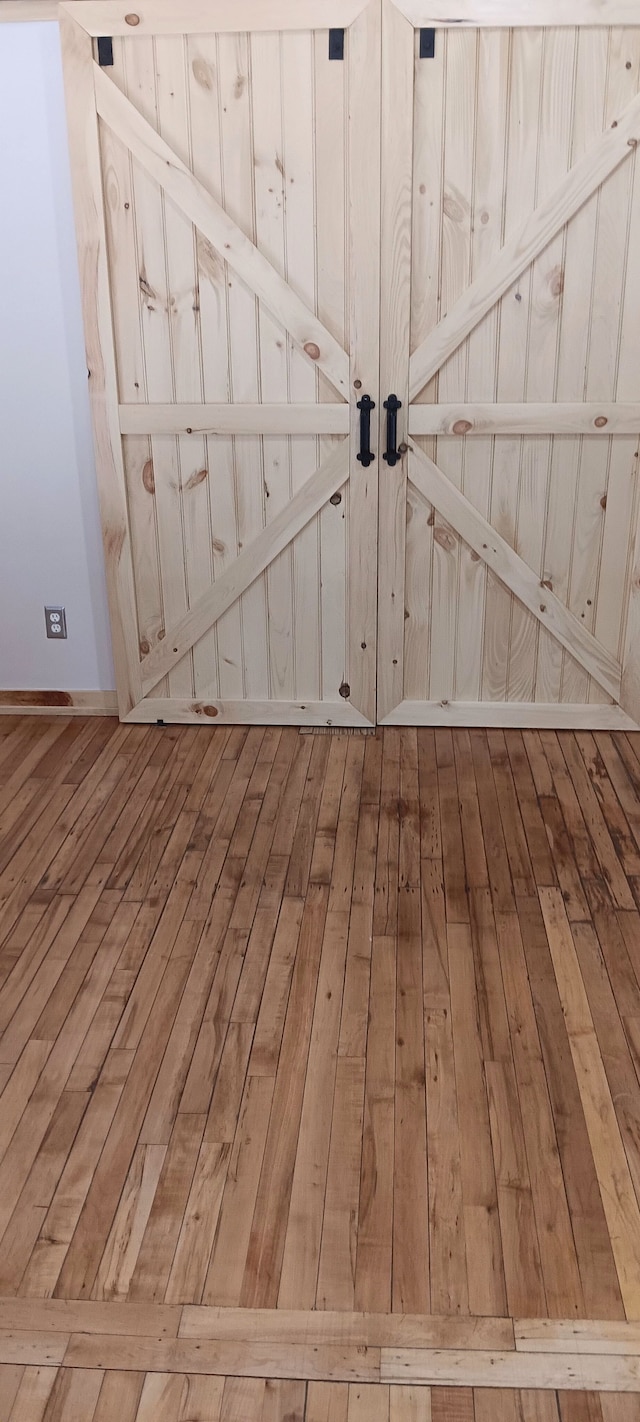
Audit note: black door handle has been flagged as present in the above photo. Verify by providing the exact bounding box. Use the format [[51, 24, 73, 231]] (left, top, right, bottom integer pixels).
[[357, 394, 375, 467], [383, 394, 402, 466]]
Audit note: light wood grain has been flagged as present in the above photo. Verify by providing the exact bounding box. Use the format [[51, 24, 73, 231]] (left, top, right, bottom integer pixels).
[[407, 443, 622, 703], [393, 0, 640, 26], [60, 0, 371, 36], [376, 0, 414, 722], [179, 1309, 514, 1351], [122, 699, 371, 727], [409, 87, 640, 399], [381, 702, 637, 728], [119, 405, 350, 436], [408, 404, 640, 436], [540, 885, 640, 1320], [381, 1348, 640, 1390], [138, 442, 348, 696], [515, 1319, 640, 1355], [94, 67, 349, 400], [65, 4, 640, 732], [346, 0, 381, 725]]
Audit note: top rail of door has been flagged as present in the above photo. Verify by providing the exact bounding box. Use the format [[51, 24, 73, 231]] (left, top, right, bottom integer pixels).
[[58, 0, 369, 35], [394, 0, 640, 22], [58, 0, 640, 34]]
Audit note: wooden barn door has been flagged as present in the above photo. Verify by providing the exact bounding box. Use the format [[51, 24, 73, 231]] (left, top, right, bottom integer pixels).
[[60, 0, 380, 726], [377, 0, 640, 730]]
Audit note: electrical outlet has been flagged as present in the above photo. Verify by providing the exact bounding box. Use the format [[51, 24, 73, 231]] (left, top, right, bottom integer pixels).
[[45, 606, 67, 640]]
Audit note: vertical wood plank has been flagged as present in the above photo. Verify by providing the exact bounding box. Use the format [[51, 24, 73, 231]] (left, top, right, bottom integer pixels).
[[483, 29, 543, 705], [347, 0, 381, 724], [429, 29, 476, 704], [250, 31, 295, 703], [377, 0, 414, 721], [314, 33, 349, 707], [187, 33, 243, 701], [218, 30, 270, 703], [404, 26, 445, 702], [523, 28, 577, 706], [455, 28, 509, 703], [282, 30, 323, 703]]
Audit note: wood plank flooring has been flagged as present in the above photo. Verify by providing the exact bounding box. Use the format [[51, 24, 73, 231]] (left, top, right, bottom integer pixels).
[[3, 717, 640, 1416]]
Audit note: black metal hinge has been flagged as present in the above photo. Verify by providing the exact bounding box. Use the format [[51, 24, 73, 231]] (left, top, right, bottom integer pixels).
[[329, 28, 345, 60], [97, 35, 114, 66], [420, 28, 435, 57]]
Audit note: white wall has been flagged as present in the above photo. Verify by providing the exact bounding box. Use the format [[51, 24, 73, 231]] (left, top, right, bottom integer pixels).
[[0, 21, 115, 692]]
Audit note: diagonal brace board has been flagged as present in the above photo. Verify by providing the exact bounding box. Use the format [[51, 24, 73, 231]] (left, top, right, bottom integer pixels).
[[409, 89, 640, 400], [140, 441, 350, 696], [93, 65, 350, 399], [407, 440, 622, 703]]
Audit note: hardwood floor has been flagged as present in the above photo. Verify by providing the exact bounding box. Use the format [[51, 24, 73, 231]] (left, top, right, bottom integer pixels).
[[3, 716, 640, 1417]]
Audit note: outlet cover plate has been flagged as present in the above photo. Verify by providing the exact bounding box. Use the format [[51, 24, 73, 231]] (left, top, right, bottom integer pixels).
[[45, 606, 67, 640]]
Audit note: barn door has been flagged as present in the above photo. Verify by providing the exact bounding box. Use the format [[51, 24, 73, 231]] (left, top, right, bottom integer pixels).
[[60, 0, 380, 726], [378, 0, 640, 729]]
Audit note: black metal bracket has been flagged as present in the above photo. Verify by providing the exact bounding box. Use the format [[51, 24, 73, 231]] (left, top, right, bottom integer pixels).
[[329, 28, 345, 60], [357, 394, 375, 468], [419, 28, 435, 58], [383, 394, 402, 467], [97, 35, 114, 66]]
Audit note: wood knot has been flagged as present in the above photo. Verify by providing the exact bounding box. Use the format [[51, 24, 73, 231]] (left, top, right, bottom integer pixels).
[[202, 705, 219, 718], [434, 525, 456, 553], [304, 342, 321, 361], [124, 12, 140, 23], [594, 415, 608, 428], [549, 264, 564, 298], [443, 192, 464, 222], [142, 459, 155, 494], [452, 419, 472, 435], [339, 681, 351, 699], [192, 56, 214, 89], [139, 638, 150, 656], [185, 467, 208, 490]]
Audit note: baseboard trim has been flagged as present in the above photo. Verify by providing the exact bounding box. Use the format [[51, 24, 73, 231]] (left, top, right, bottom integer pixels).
[[0, 690, 118, 716]]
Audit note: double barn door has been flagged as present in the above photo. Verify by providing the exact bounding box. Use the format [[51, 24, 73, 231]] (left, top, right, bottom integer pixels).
[[61, 0, 640, 728]]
